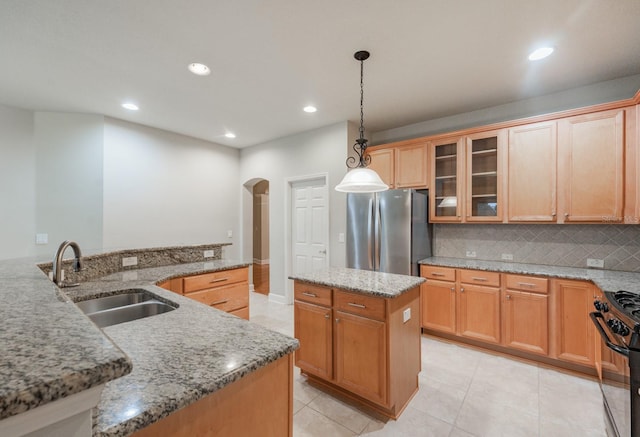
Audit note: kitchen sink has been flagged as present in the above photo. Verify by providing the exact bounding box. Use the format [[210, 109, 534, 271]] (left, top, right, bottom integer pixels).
[[76, 289, 177, 328]]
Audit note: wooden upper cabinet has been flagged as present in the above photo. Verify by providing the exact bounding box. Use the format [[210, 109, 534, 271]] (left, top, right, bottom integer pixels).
[[366, 143, 428, 189], [430, 137, 465, 222], [557, 109, 625, 223], [395, 143, 428, 188], [465, 130, 505, 222], [367, 148, 395, 188], [507, 121, 557, 222]]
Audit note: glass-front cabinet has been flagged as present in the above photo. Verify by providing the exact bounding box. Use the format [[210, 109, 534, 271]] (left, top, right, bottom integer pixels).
[[465, 130, 504, 221], [430, 138, 464, 221]]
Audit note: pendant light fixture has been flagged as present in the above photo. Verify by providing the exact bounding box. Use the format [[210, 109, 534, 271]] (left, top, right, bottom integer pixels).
[[335, 51, 389, 193]]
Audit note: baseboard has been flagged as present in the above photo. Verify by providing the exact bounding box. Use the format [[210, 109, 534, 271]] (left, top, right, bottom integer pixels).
[[268, 293, 288, 305], [249, 284, 255, 292]]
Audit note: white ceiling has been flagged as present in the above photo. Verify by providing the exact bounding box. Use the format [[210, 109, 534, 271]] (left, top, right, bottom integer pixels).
[[1, 0, 639, 148]]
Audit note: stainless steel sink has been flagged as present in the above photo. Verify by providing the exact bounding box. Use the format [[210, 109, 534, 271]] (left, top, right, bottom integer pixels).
[[76, 289, 177, 328]]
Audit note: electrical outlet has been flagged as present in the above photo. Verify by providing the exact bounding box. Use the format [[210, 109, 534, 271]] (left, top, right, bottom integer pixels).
[[501, 253, 513, 261], [204, 250, 214, 258], [35, 233, 48, 245], [122, 256, 138, 267], [466, 251, 476, 258], [587, 258, 605, 268], [403, 308, 411, 323]]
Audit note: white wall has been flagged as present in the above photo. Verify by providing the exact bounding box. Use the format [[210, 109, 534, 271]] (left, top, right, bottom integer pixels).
[[34, 112, 105, 256], [240, 122, 353, 302], [372, 74, 640, 144], [0, 104, 35, 259], [103, 118, 241, 259]]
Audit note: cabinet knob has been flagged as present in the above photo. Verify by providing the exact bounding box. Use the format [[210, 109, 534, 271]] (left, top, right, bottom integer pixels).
[[335, 318, 340, 323], [324, 313, 330, 319], [460, 287, 464, 293], [564, 213, 569, 218], [551, 212, 556, 217], [506, 294, 511, 300], [450, 287, 455, 292]]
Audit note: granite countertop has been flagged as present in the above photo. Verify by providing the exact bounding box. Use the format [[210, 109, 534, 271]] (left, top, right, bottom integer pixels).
[[1, 256, 299, 437], [419, 256, 640, 293], [289, 267, 425, 298]]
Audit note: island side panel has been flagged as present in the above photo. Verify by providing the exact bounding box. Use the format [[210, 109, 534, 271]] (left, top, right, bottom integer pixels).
[[130, 354, 293, 437]]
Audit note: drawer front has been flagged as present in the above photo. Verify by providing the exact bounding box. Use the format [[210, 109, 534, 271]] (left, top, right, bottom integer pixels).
[[187, 282, 248, 312], [459, 269, 500, 287], [421, 265, 456, 282], [294, 282, 332, 307], [183, 267, 248, 293], [505, 274, 548, 294], [334, 290, 386, 321], [229, 306, 250, 320]]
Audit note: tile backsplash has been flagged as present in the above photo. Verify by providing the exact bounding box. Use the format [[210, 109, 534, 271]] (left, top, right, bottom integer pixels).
[[434, 224, 640, 272]]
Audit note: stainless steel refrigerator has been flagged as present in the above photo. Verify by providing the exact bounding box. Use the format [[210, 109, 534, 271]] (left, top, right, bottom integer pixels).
[[346, 189, 432, 276]]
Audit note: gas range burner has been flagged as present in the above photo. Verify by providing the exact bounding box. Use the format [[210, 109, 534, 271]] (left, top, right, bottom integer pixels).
[[612, 290, 640, 323]]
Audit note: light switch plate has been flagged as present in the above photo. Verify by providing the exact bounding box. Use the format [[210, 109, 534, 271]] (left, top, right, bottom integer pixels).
[[403, 308, 411, 323], [35, 233, 48, 245], [338, 233, 345, 243], [227, 230, 233, 238], [122, 256, 138, 267]]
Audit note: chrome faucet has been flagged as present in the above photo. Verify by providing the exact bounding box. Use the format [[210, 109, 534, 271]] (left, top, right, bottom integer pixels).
[[52, 240, 83, 287]]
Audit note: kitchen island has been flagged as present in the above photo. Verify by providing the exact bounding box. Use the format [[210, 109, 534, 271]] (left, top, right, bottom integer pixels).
[[289, 267, 425, 419], [0, 245, 299, 437]]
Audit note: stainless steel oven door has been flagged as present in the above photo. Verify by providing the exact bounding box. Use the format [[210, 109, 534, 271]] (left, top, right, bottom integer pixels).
[[591, 312, 632, 437]]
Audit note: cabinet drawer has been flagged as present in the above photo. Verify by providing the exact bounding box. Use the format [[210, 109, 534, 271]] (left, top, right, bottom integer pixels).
[[421, 265, 456, 282], [229, 306, 249, 320], [183, 267, 247, 293], [186, 282, 248, 312], [459, 269, 500, 287], [294, 282, 332, 307], [505, 274, 548, 294], [335, 290, 386, 321]]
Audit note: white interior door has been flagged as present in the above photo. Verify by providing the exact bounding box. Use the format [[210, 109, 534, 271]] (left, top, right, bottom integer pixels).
[[292, 178, 328, 275]]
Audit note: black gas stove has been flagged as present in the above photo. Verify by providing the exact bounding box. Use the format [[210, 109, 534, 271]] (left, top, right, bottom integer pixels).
[[592, 290, 640, 437]]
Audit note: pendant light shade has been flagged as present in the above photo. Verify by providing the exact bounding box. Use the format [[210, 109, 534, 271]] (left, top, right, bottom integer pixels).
[[335, 167, 389, 192], [335, 50, 389, 193]]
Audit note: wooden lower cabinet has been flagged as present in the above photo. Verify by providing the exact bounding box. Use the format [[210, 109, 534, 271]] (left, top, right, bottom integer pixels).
[[132, 354, 293, 437], [157, 267, 250, 319], [552, 279, 596, 367], [457, 283, 501, 344], [502, 289, 548, 355], [421, 266, 603, 375], [294, 281, 421, 419]]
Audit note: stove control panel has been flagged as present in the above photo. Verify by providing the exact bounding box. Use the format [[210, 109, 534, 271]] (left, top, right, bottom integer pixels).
[[606, 318, 631, 337], [594, 300, 610, 313]]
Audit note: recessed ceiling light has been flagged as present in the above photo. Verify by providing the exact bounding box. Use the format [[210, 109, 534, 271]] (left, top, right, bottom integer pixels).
[[303, 106, 317, 113], [528, 47, 554, 61], [188, 63, 211, 76], [224, 132, 236, 139], [122, 103, 139, 111]]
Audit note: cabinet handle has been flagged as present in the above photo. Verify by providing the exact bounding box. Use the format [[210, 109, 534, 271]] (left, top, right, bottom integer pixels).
[[460, 287, 464, 293], [210, 299, 229, 306], [302, 292, 317, 298], [324, 313, 330, 319], [471, 277, 487, 282], [517, 282, 536, 288], [431, 272, 445, 277], [209, 278, 228, 284], [348, 302, 366, 309]]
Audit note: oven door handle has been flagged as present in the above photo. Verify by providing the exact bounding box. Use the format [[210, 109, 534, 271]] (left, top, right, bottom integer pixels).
[[590, 312, 630, 357]]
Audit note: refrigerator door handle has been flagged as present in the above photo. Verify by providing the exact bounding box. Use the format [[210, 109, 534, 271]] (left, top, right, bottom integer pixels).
[[374, 197, 381, 271]]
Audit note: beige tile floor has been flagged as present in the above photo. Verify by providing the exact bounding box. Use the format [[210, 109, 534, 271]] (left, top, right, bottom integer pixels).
[[249, 292, 607, 437]]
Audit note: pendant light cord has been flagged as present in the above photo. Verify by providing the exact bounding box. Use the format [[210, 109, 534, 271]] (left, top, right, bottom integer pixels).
[[359, 58, 365, 142]]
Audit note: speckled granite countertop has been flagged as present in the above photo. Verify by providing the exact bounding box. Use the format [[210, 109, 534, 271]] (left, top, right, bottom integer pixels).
[[419, 256, 640, 294], [289, 267, 425, 298], [1, 256, 299, 437]]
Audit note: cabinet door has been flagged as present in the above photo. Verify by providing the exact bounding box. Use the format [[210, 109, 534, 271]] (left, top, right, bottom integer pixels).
[[457, 284, 501, 344], [507, 121, 557, 222], [465, 130, 505, 222], [502, 290, 548, 355], [367, 148, 395, 189], [552, 279, 595, 366], [558, 109, 624, 222], [335, 310, 387, 406], [430, 138, 464, 222], [294, 301, 333, 380], [420, 279, 456, 333], [395, 143, 428, 188]]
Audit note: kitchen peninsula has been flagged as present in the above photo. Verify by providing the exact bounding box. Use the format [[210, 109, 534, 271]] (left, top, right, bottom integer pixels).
[[289, 267, 424, 419], [0, 244, 298, 437]]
